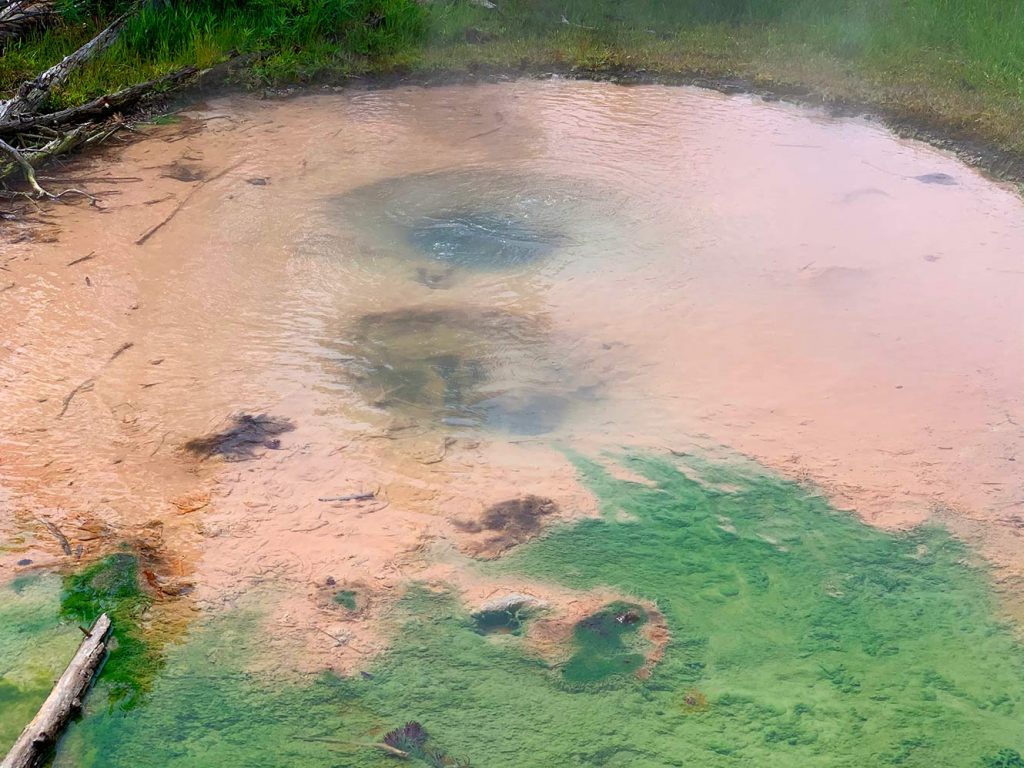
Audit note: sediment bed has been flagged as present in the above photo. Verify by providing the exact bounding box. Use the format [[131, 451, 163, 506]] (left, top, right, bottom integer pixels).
[[2, 79, 1024, 766]]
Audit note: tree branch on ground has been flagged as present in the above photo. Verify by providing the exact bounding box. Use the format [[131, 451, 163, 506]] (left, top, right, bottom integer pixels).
[[0, 11, 130, 121]]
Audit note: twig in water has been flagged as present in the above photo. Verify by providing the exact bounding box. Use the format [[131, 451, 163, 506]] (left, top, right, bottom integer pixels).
[[58, 377, 94, 417], [303, 737, 409, 759], [0, 135, 47, 196], [135, 160, 244, 245], [463, 125, 503, 141], [109, 341, 134, 361], [318, 492, 376, 503], [149, 431, 169, 457], [289, 520, 328, 533], [314, 627, 348, 646], [37, 518, 72, 555], [66, 251, 96, 267], [419, 437, 456, 465]]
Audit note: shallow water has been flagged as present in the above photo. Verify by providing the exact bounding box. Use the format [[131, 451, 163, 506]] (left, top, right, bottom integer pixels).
[[2, 80, 1024, 765]]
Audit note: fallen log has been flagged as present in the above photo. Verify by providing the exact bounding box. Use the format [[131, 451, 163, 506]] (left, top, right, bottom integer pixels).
[[0, 13, 130, 120], [0, 66, 200, 136], [0, 136, 46, 196], [1, 613, 112, 768], [0, 0, 59, 45], [0, 124, 100, 198]]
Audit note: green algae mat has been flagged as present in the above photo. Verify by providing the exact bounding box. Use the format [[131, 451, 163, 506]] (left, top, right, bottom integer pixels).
[[5, 453, 1024, 767]]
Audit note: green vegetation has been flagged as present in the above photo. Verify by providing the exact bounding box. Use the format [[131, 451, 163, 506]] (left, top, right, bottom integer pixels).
[[1, 0, 1024, 158], [14, 452, 1023, 767], [60, 553, 159, 709], [332, 588, 358, 610], [985, 750, 1024, 768], [0, 0, 427, 108], [471, 603, 536, 635], [0, 574, 80, 754]]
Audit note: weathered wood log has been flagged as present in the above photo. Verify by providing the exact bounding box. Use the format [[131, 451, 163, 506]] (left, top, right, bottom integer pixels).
[[0, 13, 129, 121], [0, 136, 46, 195], [0, 124, 99, 196], [0, 66, 200, 136], [1, 613, 112, 768], [0, 0, 59, 44]]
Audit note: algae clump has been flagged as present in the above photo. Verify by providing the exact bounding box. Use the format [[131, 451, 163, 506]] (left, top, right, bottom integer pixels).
[[333, 590, 358, 611], [60, 553, 158, 709]]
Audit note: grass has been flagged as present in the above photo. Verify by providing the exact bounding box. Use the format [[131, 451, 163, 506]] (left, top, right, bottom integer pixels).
[[0, 0, 427, 108], [1, 0, 1024, 158], [11, 451, 1024, 767]]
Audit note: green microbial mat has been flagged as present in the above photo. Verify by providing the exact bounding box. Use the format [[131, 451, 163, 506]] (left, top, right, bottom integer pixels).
[[333, 590, 358, 611], [561, 601, 648, 685], [0, 574, 81, 754], [5, 453, 1024, 767]]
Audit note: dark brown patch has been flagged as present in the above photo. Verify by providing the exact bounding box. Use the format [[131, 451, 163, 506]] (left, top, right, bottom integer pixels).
[[162, 163, 206, 182], [455, 495, 558, 557], [182, 412, 294, 461]]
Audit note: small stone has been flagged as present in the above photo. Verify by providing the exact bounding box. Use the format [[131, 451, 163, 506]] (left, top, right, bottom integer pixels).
[[914, 172, 957, 186]]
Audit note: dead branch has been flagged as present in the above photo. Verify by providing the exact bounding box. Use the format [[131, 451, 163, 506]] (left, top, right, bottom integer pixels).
[[57, 377, 94, 418], [0, 66, 199, 136], [135, 160, 245, 245], [37, 518, 72, 555], [0, 0, 59, 44], [66, 251, 96, 267], [0, 13, 130, 121], [0, 125, 103, 198], [302, 737, 409, 759], [1, 614, 111, 768], [315, 493, 376, 505], [0, 136, 46, 196]]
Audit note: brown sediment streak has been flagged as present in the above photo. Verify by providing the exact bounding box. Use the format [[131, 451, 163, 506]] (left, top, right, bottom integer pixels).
[[1, 81, 1024, 673]]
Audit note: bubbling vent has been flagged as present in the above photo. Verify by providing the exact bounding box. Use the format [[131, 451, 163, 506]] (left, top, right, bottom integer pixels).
[[408, 212, 555, 270], [332, 168, 615, 279]]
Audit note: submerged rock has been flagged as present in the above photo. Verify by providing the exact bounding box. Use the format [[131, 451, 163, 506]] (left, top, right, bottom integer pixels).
[[914, 172, 957, 185], [472, 593, 548, 636]]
